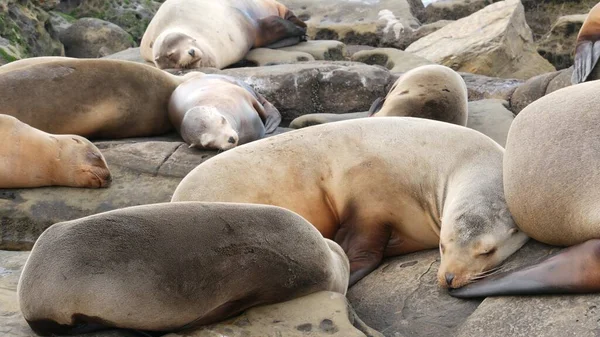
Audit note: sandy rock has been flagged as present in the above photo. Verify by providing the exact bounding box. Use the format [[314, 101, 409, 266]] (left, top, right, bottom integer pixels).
[[351, 48, 434, 73], [279, 40, 348, 61], [406, 0, 556, 80], [166, 292, 383, 337], [244, 48, 315, 66], [466, 99, 514, 147], [537, 14, 586, 70], [60, 18, 135, 58]]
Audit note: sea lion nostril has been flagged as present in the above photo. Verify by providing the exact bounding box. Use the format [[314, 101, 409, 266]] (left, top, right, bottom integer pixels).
[[228, 137, 235, 144], [188, 49, 195, 57], [445, 273, 455, 286]]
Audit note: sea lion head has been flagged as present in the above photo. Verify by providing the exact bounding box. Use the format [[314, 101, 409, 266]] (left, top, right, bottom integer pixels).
[[56, 135, 112, 188], [153, 32, 215, 69], [181, 106, 239, 151], [437, 194, 529, 289]]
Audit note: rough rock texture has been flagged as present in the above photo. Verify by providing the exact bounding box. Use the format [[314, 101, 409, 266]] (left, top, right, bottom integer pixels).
[[459, 72, 524, 102], [0, 0, 64, 63], [520, 0, 597, 41], [169, 62, 392, 123], [423, 0, 495, 23], [283, 0, 422, 47], [391, 20, 453, 50], [55, 0, 164, 43], [166, 292, 383, 337], [537, 14, 586, 70], [509, 66, 572, 114], [243, 48, 315, 67], [466, 99, 514, 147], [406, 0, 556, 80], [48, 10, 73, 36], [351, 48, 434, 73], [60, 18, 135, 58], [279, 40, 348, 61]]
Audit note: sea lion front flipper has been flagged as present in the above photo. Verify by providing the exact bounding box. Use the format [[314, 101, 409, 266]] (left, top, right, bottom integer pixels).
[[255, 16, 307, 48], [368, 97, 385, 116], [449, 239, 600, 298], [572, 40, 600, 84], [254, 93, 282, 133]]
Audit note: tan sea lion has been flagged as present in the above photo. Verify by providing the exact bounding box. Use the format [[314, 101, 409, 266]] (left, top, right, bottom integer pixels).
[[450, 79, 600, 298], [168, 73, 281, 150], [572, 3, 600, 84], [18, 202, 349, 336], [0, 115, 111, 189], [140, 0, 307, 69], [172, 118, 529, 288], [368, 64, 468, 126], [0, 57, 191, 139]]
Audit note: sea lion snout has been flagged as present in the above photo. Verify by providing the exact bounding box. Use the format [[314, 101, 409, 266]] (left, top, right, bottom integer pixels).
[[445, 273, 455, 286]]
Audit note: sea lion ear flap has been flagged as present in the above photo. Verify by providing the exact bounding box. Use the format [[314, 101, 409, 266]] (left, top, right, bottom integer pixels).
[[572, 40, 600, 84], [368, 97, 385, 117], [284, 9, 307, 28]]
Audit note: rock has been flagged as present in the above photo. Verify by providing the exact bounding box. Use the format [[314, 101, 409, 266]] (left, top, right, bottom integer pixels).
[[169, 62, 392, 123], [48, 11, 73, 36], [283, 0, 421, 47], [351, 48, 434, 73], [0, 250, 144, 337], [166, 292, 383, 337], [459, 72, 524, 102], [406, 0, 556, 80], [102, 47, 153, 65], [392, 20, 454, 49], [243, 48, 315, 67], [55, 0, 163, 43], [520, 0, 597, 41], [60, 18, 135, 58], [346, 45, 376, 56], [509, 67, 572, 114], [466, 99, 514, 147], [537, 14, 586, 70], [279, 40, 347, 61], [0, 38, 21, 65], [423, 0, 494, 23]]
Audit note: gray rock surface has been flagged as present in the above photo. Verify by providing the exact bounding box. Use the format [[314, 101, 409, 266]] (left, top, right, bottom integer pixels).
[[279, 40, 348, 61], [60, 18, 135, 58], [351, 48, 434, 73], [466, 99, 514, 147], [423, 0, 494, 23], [244, 48, 315, 67], [101, 47, 153, 65], [459, 72, 523, 103]]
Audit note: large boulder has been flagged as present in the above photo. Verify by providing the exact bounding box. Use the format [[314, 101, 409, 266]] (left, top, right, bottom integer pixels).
[[406, 0, 556, 80], [520, 0, 597, 41], [60, 18, 135, 58], [282, 0, 422, 47], [536, 14, 586, 70]]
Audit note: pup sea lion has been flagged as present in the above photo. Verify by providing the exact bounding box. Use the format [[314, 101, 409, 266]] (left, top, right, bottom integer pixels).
[[0, 115, 111, 188], [172, 118, 528, 288], [450, 79, 600, 298], [368, 64, 468, 126], [572, 3, 600, 84], [140, 0, 307, 69], [0, 57, 190, 139], [18, 202, 349, 335], [168, 73, 281, 150]]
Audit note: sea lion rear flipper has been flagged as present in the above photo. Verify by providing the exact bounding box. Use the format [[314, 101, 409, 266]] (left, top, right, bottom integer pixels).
[[572, 40, 600, 84], [256, 16, 307, 49], [368, 97, 385, 116], [449, 239, 600, 298]]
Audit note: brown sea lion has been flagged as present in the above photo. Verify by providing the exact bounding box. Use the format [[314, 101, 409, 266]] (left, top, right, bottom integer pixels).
[[18, 202, 349, 336], [140, 0, 307, 70], [450, 78, 600, 298], [572, 3, 600, 84], [168, 73, 281, 150], [171, 118, 528, 288], [0, 115, 111, 189]]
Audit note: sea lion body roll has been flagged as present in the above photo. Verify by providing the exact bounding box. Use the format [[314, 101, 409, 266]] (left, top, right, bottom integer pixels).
[[0, 115, 111, 189], [168, 74, 281, 150], [172, 118, 528, 288], [18, 202, 349, 335]]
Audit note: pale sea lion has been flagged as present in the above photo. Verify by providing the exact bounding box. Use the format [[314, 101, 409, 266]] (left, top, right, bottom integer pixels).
[[140, 0, 307, 69], [0, 115, 111, 189], [168, 73, 281, 150], [172, 118, 528, 288], [450, 79, 600, 298], [18, 202, 349, 336], [0, 57, 191, 139], [368, 64, 468, 126], [572, 3, 600, 84]]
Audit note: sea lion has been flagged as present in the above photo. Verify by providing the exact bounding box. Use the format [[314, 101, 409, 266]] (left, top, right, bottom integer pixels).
[[572, 3, 600, 84], [168, 73, 281, 150], [172, 118, 528, 288], [368, 64, 468, 126], [450, 79, 600, 298], [18, 202, 349, 336], [140, 0, 307, 69], [0, 57, 191, 139], [0, 115, 111, 189]]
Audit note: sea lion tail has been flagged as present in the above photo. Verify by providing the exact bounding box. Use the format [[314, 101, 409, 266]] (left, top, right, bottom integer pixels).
[[572, 40, 600, 84], [449, 239, 600, 298]]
